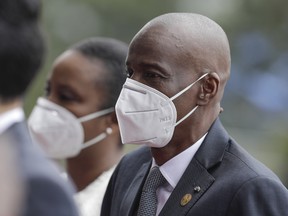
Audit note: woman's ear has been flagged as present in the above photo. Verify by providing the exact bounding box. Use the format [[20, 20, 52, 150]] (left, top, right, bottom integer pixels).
[[103, 111, 117, 127], [105, 111, 120, 134], [197, 72, 219, 105], [108, 111, 118, 125]]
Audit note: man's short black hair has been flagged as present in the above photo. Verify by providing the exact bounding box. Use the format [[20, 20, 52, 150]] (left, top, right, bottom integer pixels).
[[71, 37, 128, 109], [0, 0, 45, 101]]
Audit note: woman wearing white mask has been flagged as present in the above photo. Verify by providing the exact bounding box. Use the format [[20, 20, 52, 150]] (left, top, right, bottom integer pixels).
[[28, 37, 128, 216]]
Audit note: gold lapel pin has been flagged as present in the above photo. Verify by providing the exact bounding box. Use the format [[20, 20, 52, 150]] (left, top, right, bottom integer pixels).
[[180, 194, 192, 206]]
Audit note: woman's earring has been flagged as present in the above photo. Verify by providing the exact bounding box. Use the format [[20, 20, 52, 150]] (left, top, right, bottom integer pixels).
[[106, 127, 113, 135]]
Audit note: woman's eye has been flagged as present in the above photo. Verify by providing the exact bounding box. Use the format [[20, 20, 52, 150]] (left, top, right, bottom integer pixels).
[[59, 93, 76, 102], [56, 88, 79, 102]]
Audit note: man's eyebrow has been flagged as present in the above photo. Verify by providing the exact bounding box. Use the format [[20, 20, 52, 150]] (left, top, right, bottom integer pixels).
[[136, 62, 170, 76]]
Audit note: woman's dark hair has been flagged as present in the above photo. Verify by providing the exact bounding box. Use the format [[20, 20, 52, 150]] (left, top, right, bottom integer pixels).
[[71, 37, 128, 109]]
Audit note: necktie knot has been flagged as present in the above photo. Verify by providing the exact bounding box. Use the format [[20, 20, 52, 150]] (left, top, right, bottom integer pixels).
[[142, 166, 166, 192]]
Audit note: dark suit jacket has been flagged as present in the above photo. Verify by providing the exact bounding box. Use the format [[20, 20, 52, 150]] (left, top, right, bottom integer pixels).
[[0, 121, 79, 216], [101, 118, 288, 216]]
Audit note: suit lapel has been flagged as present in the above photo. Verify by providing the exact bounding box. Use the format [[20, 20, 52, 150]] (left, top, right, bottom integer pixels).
[[120, 161, 152, 216], [160, 118, 230, 215], [159, 159, 214, 216]]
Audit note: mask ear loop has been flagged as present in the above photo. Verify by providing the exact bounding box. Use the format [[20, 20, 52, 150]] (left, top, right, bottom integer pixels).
[[174, 105, 199, 127], [80, 108, 114, 149], [170, 73, 210, 101], [78, 107, 114, 123], [82, 127, 113, 149], [169, 73, 210, 128]]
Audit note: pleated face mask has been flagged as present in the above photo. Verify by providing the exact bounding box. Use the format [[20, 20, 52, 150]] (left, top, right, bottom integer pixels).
[[28, 97, 114, 159], [115, 73, 209, 148]]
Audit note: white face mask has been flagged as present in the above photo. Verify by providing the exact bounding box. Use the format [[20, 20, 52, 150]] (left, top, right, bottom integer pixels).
[[115, 73, 209, 148], [28, 97, 114, 159]]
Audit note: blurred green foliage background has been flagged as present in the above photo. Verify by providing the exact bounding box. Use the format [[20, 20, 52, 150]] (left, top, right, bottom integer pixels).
[[24, 0, 288, 186]]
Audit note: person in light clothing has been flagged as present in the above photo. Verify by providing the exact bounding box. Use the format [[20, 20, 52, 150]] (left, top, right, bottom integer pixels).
[[28, 37, 128, 216]]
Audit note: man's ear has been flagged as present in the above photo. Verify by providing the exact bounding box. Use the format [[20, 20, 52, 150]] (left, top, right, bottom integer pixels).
[[197, 72, 219, 105]]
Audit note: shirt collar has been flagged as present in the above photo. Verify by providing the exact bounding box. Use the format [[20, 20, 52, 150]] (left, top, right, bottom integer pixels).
[[152, 133, 207, 188], [0, 107, 25, 135]]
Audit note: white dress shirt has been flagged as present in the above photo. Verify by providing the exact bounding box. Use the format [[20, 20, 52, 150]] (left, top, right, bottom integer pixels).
[[74, 165, 116, 216], [152, 133, 207, 216], [0, 107, 25, 135]]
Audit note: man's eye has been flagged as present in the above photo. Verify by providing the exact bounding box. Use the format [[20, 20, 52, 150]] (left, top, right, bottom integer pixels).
[[126, 68, 133, 78], [143, 72, 160, 78]]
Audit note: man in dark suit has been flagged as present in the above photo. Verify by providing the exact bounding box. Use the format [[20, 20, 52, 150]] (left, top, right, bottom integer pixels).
[[101, 13, 288, 216], [0, 0, 79, 215]]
